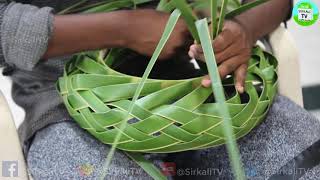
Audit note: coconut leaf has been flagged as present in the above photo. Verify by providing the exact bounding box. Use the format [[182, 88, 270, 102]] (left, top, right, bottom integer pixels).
[[83, 0, 133, 13], [58, 0, 88, 14], [126, 152, 167, 180], [226, 0, 269, 19], [216, 0, 228, 36], [196, 18, 245, 180], [211, 0, 218, 38], [231, 0, 241, 7], [191, 0, 239, 13], [171, 0, 200, 42], [66, 0, 119, 13], [157, 0, 168, 11], [60, 0, 154, 14], [100, 9, 182, 179], [57, 0, 278, 179]]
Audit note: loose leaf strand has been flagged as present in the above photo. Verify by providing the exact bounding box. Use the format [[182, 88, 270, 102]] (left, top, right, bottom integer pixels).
[[211, 0, 218, 38], [99, 9, 182, 180], [196, 18, 245, 180], [216, 0, 228, 37]]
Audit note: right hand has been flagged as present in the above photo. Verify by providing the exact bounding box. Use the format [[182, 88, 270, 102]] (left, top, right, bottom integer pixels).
[[123, 9, 191, 60]]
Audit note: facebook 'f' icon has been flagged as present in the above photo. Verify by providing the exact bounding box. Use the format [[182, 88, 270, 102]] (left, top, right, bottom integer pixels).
[[2, 161, 18, 177]]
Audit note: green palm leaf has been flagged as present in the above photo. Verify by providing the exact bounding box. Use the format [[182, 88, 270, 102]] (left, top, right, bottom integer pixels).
[[100, 9, 182, 179], [217, 0, 229, 36], [196, 18, 245, 180], [211, 0, 218, 38], [226, 0, 269, 19], [126, 152, 167, 180], [58, 0, 88, 14], [171, 0, 200, 42], [82, 0, 134, 13], [57, 0, 276, 179]]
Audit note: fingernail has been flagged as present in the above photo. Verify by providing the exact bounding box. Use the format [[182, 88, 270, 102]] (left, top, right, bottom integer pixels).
[[190, 44, 196, 50], [188, 51, 194, 58], [202, 79, 211, 87], [236, 85, 244, 94]]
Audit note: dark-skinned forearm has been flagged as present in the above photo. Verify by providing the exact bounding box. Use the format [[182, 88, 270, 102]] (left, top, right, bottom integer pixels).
[[43, 11, 130, 59], [234, 0, 291, 45]]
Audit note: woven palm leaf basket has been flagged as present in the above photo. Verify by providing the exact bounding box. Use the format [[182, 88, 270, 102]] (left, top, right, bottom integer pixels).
[[58, 46, 277, 152], [57, 0, 277, 178]]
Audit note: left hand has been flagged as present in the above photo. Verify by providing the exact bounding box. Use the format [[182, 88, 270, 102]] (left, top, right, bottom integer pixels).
[[188, 20, 254, 93]]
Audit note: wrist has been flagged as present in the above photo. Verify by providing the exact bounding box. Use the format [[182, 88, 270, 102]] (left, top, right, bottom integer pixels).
[[118, 10, 150, 49], [115, 10, 142, 49], [101, 10, 131, 48]]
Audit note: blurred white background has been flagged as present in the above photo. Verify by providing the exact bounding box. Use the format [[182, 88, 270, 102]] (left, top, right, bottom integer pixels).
[[288, 0, 320, 86], [1, 0, 320, 127]]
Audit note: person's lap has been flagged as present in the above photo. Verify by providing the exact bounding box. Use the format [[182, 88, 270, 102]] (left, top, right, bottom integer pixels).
[[171, 95, 320, 179], [26, 119, 155, 179], [27, 95, 320, 179]]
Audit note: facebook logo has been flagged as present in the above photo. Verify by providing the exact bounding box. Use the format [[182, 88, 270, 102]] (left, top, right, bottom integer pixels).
[[2, 161, 18, 177]]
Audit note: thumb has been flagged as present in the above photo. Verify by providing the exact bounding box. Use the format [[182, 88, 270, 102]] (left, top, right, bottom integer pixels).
[[201, 75, 211, 88]]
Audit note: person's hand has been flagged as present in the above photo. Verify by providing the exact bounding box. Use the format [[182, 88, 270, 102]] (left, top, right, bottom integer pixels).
[[188, 20, 254, 93], [124, 10, 191, 60]]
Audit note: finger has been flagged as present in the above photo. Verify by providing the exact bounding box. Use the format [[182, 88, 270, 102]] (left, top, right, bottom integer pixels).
[[213, 29, 234, 53], [215, 40, 240, 64], [189, 40, 238, 63], [188, 44, 196, 58], [189, 44, 202, 55], [201, 54, 245, 88], [192, 52, 205, 61], [218, 54, 247, 79], [201, 75, 211, 88], [190, 28, 235, 62], [188, 49, 195, 59], [189, 44, 205, 61], [234, 64, 248, 94], [215, 42, 250, 64]]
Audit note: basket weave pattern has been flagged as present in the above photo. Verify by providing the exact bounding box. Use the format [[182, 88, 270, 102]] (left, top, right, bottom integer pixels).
[[57, 47, 278, 153]]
